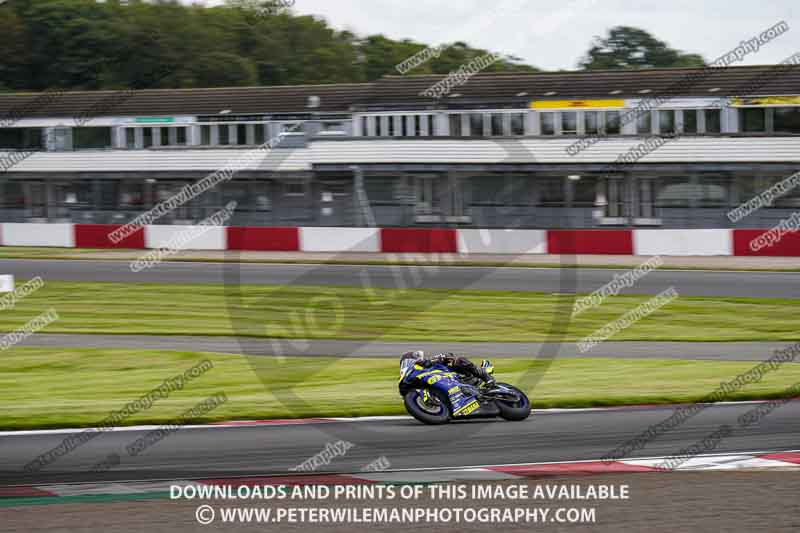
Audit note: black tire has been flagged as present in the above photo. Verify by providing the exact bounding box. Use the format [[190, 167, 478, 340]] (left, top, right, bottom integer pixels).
[[495, 383, 532, 421], [403, 388, 451, 425]]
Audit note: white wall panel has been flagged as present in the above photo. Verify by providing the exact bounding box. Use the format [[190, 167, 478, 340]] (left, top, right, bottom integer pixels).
[[2, 223, 74, 247], [458, 229, 547, 254], [300, 227, 380, 252], [634, 229, 732, 256], [144, 225, 226, 250]]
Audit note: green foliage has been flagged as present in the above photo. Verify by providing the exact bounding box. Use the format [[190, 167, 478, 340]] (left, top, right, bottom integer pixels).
[[580, 26, 707, 70], [0, 2, 709, 91], [0, 0, 537, 92]]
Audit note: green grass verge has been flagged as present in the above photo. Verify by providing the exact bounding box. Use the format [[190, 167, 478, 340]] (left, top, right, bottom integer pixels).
[[1, 347, 799, 430], [1, 246, 800, 272], [3, 279, 799, 341]]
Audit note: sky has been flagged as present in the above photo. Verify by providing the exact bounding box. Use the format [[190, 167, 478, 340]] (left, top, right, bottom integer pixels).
[[192, 0, 798, 70]]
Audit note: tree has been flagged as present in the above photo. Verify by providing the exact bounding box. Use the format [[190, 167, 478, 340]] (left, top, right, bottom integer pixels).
[[0, 0, 540, 92], [188, 52, 258, 87], [0, 9, 31, 90], [579, 26, 705, 70]]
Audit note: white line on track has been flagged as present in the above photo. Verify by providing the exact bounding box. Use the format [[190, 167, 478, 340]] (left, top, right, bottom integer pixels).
[[0, 400, 786, 437]]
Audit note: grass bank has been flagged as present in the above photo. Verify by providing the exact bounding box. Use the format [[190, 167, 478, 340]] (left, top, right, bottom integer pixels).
[[2, 279, 798, 342], [2, 347, 798, 430]]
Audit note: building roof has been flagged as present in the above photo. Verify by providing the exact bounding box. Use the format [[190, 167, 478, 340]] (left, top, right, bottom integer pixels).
[[362, 63, 800, 108], [0, 83, 373, 121], [1, 63, 799, 120]]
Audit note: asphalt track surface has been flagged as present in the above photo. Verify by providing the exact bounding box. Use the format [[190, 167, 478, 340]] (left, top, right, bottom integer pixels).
[[2, 401, 799, 486], [24, 334, 793, 362], [3, 259, 796, 489], [2, 258, 800, 298]]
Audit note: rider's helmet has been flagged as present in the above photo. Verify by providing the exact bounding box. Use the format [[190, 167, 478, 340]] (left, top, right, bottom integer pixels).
[[401, 350, 425, 362], [399, 351, 424, 378]]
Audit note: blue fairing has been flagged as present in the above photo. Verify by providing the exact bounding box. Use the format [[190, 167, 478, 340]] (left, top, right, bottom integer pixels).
[[400, 363, 480, 417]]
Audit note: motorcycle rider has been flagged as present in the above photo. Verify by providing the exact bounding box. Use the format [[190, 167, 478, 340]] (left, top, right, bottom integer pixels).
[[402, 351, 495, 386]]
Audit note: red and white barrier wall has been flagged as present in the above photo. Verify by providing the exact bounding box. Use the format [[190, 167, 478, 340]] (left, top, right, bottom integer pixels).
[[1, 224, 799, 256]]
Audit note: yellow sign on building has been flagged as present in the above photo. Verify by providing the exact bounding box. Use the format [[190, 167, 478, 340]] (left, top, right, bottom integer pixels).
[[531, 99, 626, 110], [731, 96, 800, 106]]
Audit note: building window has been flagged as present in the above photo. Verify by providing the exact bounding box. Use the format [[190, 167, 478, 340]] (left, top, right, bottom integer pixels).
[[255, 124, 266, 144], [160, 127, 169, 146], [219, 125, 231, 145], [584, 111, 600, 134], [774, 107, 800, 133], [491, 113, 504, 136], [2, 181, 25, 209], [176, 127, 187, 145], [0, 128, 44, 150], [119, 181, 144, 208], [200, 125, 211, 145], [538, 178, 566, 206], [697, 176, 730, 207], [414, 115, 422, 136], [143, 127, 153, 148], [539, 113, 556, 135], [605, 111, 621, 134], [322, 181, 349, 197], [740, 108, 766, 132], [415, 177, 440, 215], [684, 110, 698, 134], [571, 177, 596, 208], [222, 181, 251, 209], [636, 179, 657, 218], [659, 110, 676, 134], [449, 114, 462, 136], [364, 177, 397, 203], [428, 115, 435, 136], [361, 116, 367, 136], [705, 109, 721, 133], [254, 182, 272, 211], [540, 113, 555, 135], [656, 177, 694, 208], [237, 124, 247, 145], [636, 111, 652, 134], [469, 113, 484, 137], [602, 179, 627, 217], [375, 117, 382, 137], [125, 128, 136, 149], [54, 180, 93, 210], [769, 175, 800, 207], [321, 121, 345, 134], [471, 174, 510, 205], [73, 127, 111, 149], [561, 112, 577, 135], [510, 113, 525, 136], [284, 181, 308, 197]]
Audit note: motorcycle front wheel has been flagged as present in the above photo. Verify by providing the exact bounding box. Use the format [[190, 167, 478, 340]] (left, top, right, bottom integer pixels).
[[403, 388, 451, 425], [495, 383, 532, 421]]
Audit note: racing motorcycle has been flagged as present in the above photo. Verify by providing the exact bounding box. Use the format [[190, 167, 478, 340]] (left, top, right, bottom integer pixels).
[[398, 354, 531, 425]]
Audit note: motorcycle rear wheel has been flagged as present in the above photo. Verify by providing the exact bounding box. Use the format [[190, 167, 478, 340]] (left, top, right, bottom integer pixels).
[[404, 388, 451, 425]]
